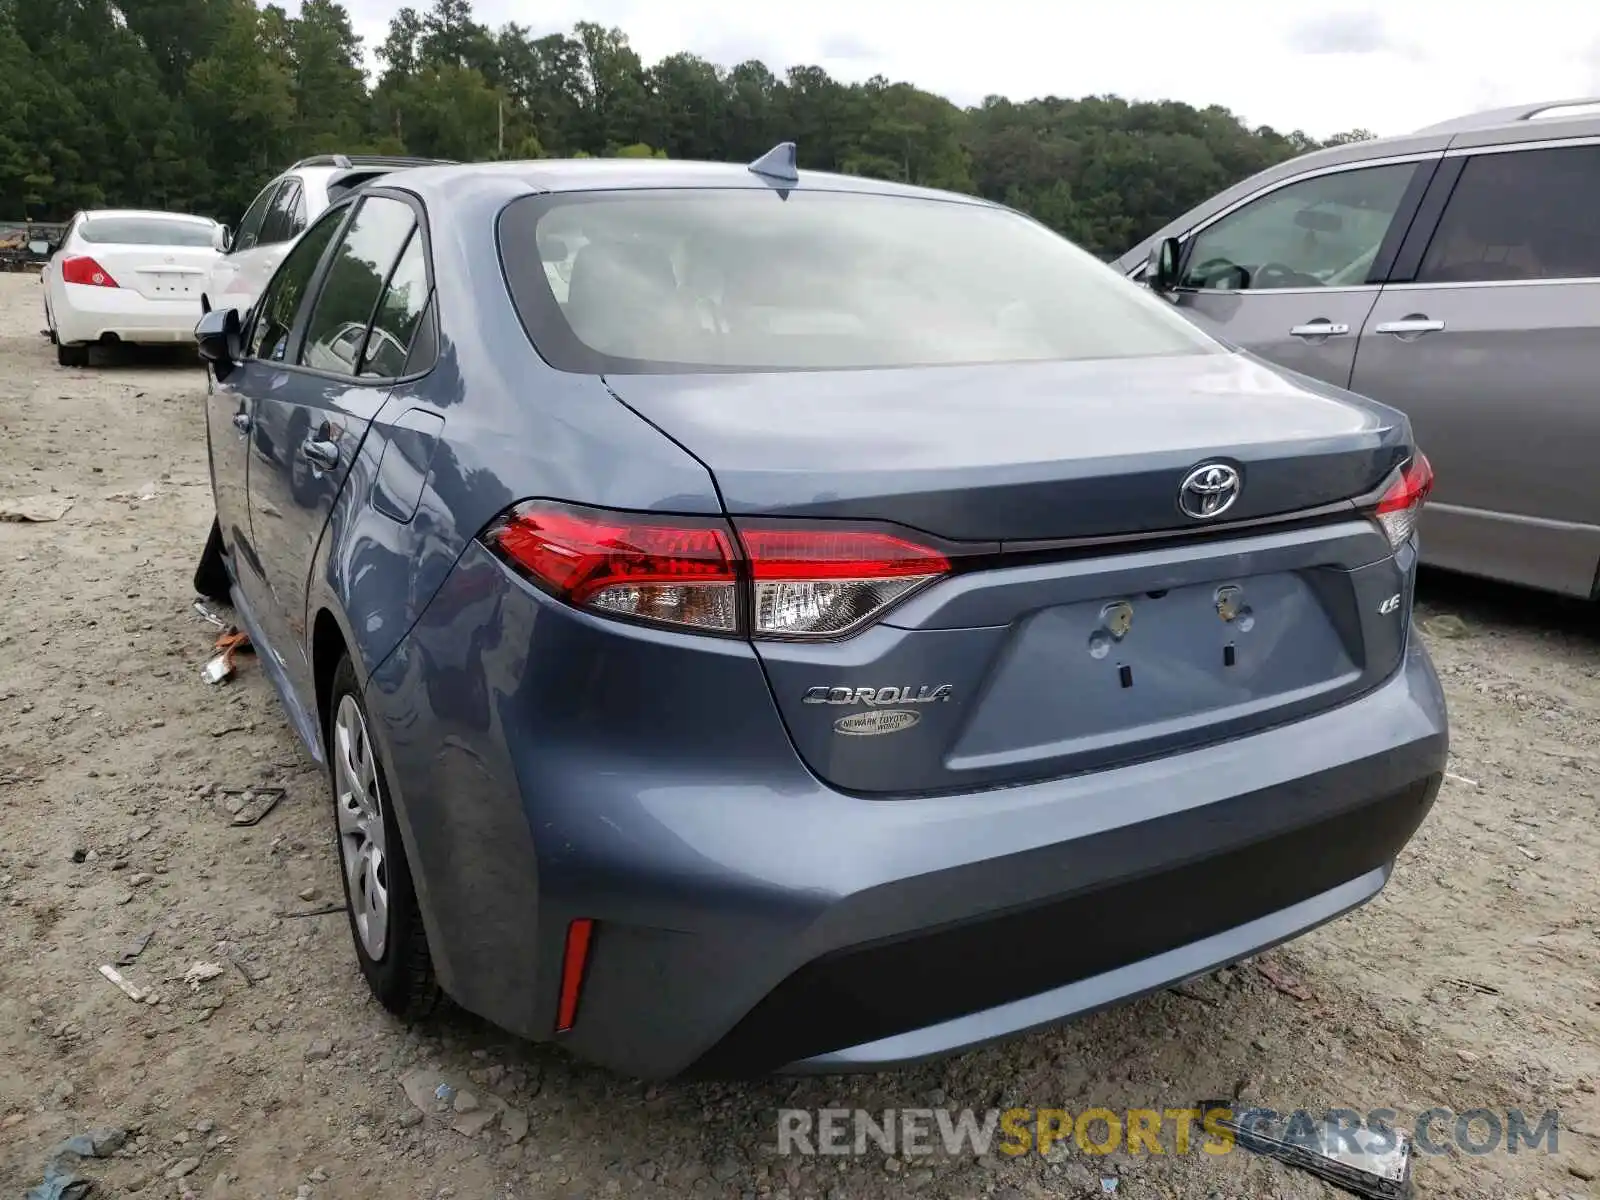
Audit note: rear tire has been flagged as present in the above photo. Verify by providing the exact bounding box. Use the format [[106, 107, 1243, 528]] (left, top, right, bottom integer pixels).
[[193, 518, 232, 603], [56, 342, 88, 367], [327, 654, 438, 1021]]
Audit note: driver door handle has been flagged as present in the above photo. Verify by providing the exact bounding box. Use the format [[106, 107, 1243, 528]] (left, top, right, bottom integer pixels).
[[301, 438, 340, 471], [231, 411, 250, 434], [1289, 321, 1350, 338]]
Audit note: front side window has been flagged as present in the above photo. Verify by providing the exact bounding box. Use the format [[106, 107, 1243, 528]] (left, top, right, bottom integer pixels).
[[298, 196, 417, 376], [233, 183, 278, 253], [1181, 163, 1417, 291], [246, 208, 344, 361], [498, 190, 1220, 373], [1418, 145, 1600, 283], [79, 217, 216, 247]]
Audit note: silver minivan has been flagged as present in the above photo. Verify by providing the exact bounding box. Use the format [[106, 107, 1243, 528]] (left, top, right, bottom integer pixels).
[[1117, 98, 1600, 599]]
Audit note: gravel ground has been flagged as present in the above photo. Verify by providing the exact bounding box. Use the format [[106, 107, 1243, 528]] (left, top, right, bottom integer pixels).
[[1, 271, 1597, 1200]]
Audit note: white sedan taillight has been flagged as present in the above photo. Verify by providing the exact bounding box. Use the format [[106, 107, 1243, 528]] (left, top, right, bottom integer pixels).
[[484, 502, 951, 639], [1373, 453, 1434, 549]]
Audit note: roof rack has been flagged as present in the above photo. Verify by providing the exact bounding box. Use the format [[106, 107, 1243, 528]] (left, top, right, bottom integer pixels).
[[1412, 97, 1600, 135], [288, 154, 458, 171]]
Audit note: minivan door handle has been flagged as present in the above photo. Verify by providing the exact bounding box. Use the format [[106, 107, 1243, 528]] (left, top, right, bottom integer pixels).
[[1288, 320, 1350, 339], [1373, 317, 1445, 337]]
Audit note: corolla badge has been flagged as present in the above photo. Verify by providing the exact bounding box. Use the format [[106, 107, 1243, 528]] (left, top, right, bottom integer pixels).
[[802, 684, 953, 706], [1178, 462, 1241, 519]]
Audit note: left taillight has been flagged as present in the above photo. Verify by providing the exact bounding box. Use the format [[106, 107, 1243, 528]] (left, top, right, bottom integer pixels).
[[483, 502, 952, 639], [1372, 453, 1434, 549], [60, 255, 119, 288], [486, 503, 740, 634]]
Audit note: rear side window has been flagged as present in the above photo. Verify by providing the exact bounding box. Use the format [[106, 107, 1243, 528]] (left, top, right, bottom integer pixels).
[[246, 208, 344, 362], [260, 179, 305, 246], [360, 231, 431, 377], [1418, 146, 1600, 283], [298, 196, 417, 376], [79, 217, 215, 247], [498, 190, 1220, 374]]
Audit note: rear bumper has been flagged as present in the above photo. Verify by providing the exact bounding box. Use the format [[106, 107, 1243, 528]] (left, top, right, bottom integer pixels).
[[54, 283, 201, 345], [365, 544, 1447, 1080]]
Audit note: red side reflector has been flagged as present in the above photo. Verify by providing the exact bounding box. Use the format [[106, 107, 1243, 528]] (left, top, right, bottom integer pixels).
[[60, 255, 120, 288], [555, 918, 594, 1033]]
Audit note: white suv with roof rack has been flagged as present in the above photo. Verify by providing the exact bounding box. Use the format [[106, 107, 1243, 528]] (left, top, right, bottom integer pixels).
[[202, 154, 453, 316]]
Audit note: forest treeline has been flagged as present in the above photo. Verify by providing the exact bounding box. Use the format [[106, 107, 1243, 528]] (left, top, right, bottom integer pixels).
[[0, 0, 1374, 256]]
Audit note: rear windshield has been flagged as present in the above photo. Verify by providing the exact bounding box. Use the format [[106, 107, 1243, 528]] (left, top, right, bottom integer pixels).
[[498, 190, 1221, 374], [80, 217, 215, 247]]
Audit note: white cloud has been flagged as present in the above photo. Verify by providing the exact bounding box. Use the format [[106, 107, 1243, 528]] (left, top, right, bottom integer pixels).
[[335, 0, 1599, 139]]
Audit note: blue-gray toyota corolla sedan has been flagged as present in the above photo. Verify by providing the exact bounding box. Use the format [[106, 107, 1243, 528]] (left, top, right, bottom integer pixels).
[[192, 147, 1448, 1080]]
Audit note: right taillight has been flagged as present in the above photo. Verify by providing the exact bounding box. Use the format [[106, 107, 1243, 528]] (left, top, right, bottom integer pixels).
[[1373, 453, 1434, 549], [60, 255, 120, 288], [739, 527, 950, 638], [483, 502, 952, 640]]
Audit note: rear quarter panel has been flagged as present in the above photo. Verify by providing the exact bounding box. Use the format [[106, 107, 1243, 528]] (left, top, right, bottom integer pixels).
[[308, 175, 725, 696]]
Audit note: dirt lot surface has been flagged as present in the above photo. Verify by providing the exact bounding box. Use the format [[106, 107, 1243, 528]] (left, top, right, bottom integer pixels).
[[1, 270, 1597, 1200]]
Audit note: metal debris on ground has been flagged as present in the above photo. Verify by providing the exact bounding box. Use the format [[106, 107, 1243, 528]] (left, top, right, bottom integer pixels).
[[215, 786, 284, 827], [201, 629, 253, 684], [1201, 1103, 1412, 1199], [1, 495, 74, 523], [192, 600, 228, 629]]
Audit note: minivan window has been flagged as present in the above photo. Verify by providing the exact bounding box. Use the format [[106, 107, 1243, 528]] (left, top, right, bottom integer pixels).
[[79, 217, 215, 247], [246, 208, 344, 361], [1180, 163, 1416, 291], [1417, 146, 1600, 283], [298, 196, 417, 375], [260, 179, 306, 246], [499, 190, 1221, 374], [233, 184, 277, 253]]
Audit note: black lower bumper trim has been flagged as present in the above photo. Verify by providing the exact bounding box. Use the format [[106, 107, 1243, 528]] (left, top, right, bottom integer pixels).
[[688, 774, 1440, 1078]]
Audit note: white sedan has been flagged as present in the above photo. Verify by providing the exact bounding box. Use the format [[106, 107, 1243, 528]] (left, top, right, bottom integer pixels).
[[42, 209, 221, 367]]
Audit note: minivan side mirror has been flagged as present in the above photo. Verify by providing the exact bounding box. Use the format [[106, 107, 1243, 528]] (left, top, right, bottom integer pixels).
[[1146, 236, 1181, 293], [212, 225, 232, 253], [196, 306, 243, 381]]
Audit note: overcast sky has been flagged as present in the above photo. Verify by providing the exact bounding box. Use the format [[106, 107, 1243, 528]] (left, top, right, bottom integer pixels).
[[336, 1, 1600, 140]]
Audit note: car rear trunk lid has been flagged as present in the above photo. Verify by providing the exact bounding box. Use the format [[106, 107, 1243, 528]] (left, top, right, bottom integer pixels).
[[605, 352, 1417, 795]]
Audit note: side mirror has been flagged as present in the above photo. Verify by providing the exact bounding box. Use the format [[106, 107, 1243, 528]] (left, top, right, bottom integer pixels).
[[212, 225, 232, 253], [1146, 236, 1181, 293], [196, 306, 243, 381]]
